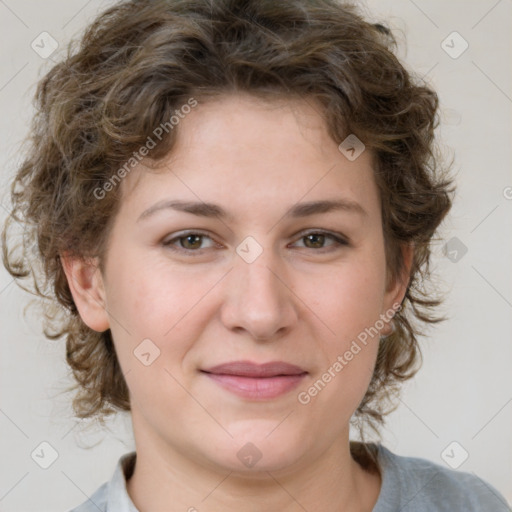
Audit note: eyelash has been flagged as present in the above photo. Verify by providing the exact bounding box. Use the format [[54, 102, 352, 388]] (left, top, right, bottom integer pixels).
[[162, 229, 349, 256]]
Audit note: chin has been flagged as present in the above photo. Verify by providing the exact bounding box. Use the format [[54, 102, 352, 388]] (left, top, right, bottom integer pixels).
[[204, 423, 310, 475]]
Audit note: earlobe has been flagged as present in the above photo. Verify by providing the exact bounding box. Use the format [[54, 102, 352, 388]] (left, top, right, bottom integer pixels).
[[60, 253, 110, 332]]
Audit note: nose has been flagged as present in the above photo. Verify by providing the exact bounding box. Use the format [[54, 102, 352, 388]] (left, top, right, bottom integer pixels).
[[220, 246, 298, 342]]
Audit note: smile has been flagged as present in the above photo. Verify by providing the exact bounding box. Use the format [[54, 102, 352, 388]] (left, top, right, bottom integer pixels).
[[201, 360, 308, 400]]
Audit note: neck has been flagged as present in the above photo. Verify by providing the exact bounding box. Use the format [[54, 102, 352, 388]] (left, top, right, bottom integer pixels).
[[126, 428, 381, 512]]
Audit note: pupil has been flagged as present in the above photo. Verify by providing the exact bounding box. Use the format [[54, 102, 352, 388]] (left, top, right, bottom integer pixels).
[[306, 234, 324, 248], [184, 235, 201, 249]]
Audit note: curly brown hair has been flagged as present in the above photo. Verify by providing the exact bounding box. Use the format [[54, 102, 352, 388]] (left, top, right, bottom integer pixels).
[[2, 0, 453, 460]]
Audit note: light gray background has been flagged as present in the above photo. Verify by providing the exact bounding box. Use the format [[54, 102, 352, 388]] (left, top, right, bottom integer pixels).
[[0, 1, 511, 510]]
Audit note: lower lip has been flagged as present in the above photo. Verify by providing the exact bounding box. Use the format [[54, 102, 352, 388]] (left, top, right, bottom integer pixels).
[[203, 373, 307, 400]]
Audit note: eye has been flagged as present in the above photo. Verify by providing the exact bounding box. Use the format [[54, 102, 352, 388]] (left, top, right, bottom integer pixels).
[[291, 230, 349, 251], [162, 231, 218, 255]]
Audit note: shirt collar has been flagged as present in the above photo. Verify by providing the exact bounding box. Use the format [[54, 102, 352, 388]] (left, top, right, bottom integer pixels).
[[107, 445, 389, 511], [106, 451, 139, 511]]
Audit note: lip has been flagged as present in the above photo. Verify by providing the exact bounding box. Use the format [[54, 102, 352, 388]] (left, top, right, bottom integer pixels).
[[201, 360, 308, 400]]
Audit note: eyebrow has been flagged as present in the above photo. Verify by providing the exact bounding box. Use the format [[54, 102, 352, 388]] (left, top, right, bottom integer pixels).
[[137, 198, 367, 223]]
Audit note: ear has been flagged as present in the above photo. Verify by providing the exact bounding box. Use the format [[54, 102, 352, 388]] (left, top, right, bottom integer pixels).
[[60, 253, 110, 332], [381, 243, 414, 335]]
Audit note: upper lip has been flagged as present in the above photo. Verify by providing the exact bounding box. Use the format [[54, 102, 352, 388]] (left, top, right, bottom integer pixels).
[[202, 360, 307, 378]]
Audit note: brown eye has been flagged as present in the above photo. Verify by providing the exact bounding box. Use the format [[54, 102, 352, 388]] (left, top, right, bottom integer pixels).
[[163, 231, 217, 255], [179, 234, 203, 250], [292, 231, 348, 251], [303, 233, 326, 249]]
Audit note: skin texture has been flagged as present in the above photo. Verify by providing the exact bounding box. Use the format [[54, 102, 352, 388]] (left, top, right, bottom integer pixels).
[[62, 93, 413, 511]]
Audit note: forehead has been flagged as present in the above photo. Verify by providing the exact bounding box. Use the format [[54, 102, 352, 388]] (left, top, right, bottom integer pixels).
[[119, 93, 379, 221], [171, 93, 337, 161]]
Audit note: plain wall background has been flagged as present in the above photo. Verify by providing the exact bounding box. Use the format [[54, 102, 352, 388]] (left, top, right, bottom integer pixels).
[[0, 0, 510, 510]]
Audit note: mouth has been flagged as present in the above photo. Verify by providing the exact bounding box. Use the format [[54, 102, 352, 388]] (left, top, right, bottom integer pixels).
[[201, 360, 308, 400]]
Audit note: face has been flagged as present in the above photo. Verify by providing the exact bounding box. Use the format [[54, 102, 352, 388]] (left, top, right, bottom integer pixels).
[[67, 93, 409, 474]]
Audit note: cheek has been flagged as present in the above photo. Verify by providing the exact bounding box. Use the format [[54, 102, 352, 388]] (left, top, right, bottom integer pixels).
[[298, 262, 384, 413], [103, 261, 205, 406], [104, 253, 219, 366], [306, 256, 387, 342]]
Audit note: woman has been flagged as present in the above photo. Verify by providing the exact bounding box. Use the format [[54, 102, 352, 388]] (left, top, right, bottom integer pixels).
[[2, 0, 509, 510]]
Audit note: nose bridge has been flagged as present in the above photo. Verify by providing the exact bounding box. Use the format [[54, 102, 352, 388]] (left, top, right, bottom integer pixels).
[[220, 240, 296, 340]]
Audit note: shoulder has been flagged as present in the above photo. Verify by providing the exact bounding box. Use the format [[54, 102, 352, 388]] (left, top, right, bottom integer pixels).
[[373, 443, 511, 511], [67, 482, 108, 512]]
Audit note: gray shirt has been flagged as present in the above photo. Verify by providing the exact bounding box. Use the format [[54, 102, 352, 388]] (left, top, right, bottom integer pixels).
[[69, 443, 511, 511]]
